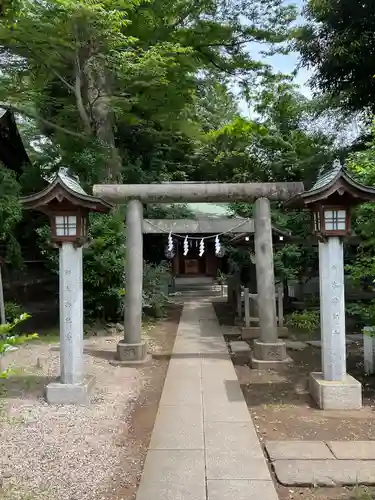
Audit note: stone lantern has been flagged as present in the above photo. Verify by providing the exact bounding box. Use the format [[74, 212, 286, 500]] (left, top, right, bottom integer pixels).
[[21, 167, 112, 404], [287, 160, 375, 410]]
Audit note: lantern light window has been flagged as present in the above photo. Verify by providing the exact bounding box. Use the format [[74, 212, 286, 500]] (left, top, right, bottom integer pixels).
[[324, 209, 346, 232], [55, 215, 77, 237]]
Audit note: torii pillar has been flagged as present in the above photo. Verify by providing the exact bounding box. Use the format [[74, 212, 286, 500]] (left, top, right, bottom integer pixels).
[[93, 181, 303, 365], [251, 198, 292, 368]]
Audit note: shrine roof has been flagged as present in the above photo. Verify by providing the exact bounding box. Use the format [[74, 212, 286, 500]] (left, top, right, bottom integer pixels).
[[0, 109, 31, 176], [287, 159, 375, 206], [21, 167, 112, 212], [186, 202, 232, 218]]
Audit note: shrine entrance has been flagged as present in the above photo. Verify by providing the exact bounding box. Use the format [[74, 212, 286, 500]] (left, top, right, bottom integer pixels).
[[93, 181, 303, 367]]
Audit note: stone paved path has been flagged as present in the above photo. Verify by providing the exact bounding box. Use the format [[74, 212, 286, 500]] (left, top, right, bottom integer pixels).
[[266, 441, 375, 486], [136, 300, 278, 500]]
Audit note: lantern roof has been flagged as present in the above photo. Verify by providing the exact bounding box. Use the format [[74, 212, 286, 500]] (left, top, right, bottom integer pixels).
[[21, 167, 112, 213], [287, 159, 375, 207]]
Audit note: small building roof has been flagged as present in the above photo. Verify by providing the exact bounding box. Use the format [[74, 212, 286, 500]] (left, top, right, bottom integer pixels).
[[21, 167, 112, 213], [186, 203, 233, 218], [287, 160, 375, 207], [143, 218, 254, 234], [0, 109, 31, 175]]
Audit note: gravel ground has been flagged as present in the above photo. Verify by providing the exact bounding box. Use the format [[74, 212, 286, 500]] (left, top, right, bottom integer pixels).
[[0, 330, 162, 500]]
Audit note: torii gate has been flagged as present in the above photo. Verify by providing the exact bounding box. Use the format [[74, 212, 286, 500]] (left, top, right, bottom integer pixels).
[[93, 181, 303, 368]]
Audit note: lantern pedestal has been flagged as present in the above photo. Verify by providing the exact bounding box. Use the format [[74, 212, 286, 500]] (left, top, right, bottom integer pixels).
[[310, 238, 362, 409], [46, 242, 94, 405], [310, 372, 362, 410]]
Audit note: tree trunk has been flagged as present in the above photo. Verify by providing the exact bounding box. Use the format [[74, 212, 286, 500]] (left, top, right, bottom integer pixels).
[[85, 54, 122, 183]]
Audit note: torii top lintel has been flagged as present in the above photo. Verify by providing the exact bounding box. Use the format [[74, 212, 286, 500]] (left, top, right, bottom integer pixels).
[[92, 181, 304, 204]]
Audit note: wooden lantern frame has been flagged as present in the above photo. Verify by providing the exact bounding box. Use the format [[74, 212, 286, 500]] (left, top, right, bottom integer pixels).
[[311, 204, 351, 237], [49, 208, 90, 243], [20, 169, 112, 247], [287, 161, 375, 238]]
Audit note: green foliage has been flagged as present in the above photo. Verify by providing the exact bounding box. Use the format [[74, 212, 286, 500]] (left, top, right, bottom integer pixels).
[[37, 212, 172, 321], [142, 261, 171, 318], [0, 313, 38, 378], [0, 0, 347, 330], [37, 212, 126, 322], [4, 302, 23, 323], [345, 125, 375, 299], [216, 270, 227, 285], [286, 310, 319, 336], [0, 167, 22, 264], [83, 213, 126, 321], [347, 302, 375, 330], [295, 0, 375, 114]]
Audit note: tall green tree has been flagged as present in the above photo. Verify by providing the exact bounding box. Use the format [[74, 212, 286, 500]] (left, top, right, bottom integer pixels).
[[0, 0, 297, 183], [295, 0, 375, 115]]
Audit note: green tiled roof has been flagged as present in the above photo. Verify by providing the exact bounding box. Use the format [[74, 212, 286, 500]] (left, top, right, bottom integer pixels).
[[310, 159, 342, 191], [186, 203, 232, 218], [57, 167, 87, 195]]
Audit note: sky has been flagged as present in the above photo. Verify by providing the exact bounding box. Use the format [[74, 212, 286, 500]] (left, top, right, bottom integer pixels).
[[238, 0, 312, 116]]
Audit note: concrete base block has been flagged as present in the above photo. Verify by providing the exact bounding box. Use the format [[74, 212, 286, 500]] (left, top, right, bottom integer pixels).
[[46, 376, 95, 405], [241, 326, 289, 339], [253, 339, 287, 361], [309, 372, 362, 410], [111, 340, 150, 366], [251, 357, 293, 370], [251, 339, 292, 370], [229, 340, 251, 365]]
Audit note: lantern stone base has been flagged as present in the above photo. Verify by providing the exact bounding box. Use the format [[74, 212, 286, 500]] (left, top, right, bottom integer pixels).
[[251, 339, 293, 370], [45, 376, 95, 405], [242, 326, 289, 339], [309, 372, 362, 410], [111, 340, 151, 366]]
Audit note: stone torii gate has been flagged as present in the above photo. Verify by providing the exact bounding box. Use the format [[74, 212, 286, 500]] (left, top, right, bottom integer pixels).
[[93, 181, 303, 368]]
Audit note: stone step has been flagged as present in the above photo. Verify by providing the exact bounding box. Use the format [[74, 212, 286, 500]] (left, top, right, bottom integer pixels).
[[229, 341, 251, 365]]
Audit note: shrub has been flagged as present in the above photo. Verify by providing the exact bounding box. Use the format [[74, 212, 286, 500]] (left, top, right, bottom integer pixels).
[[286, 309, 320, 336], [4, 301, 23, 323], [0, 313, 38, 378], [37, 212, 126, 322], [347, 301, 375, 330], [142, 261, 171, 318], [37, 212, 172, 322]]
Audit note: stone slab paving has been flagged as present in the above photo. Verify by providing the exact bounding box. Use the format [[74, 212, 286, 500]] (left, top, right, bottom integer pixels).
[[306, 339, 354, 347], [207, 480, 279, 500], [266, 441, 335, 460], [327, 441, 375, 460], [266, 441, 375, 486], [284, 340, 307, 351], [136, 301, 277, 500], [274, 459, 375, 486], [229, 340, 251, 353]]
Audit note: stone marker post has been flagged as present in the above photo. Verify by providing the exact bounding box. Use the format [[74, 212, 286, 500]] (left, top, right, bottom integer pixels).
[[117, 199, 148, 364], [277, 284, 284, 328], [46, 241, 93, 404], [318, 238, 346, 381], [285, 160, 375, 409], [236, 284, 242, 321], [20, 168, 112, 404], [308, 237, 362, 409], [363, 327, 375, 375], [244, 287, 250, 328], [251, 198, 290, 369]]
